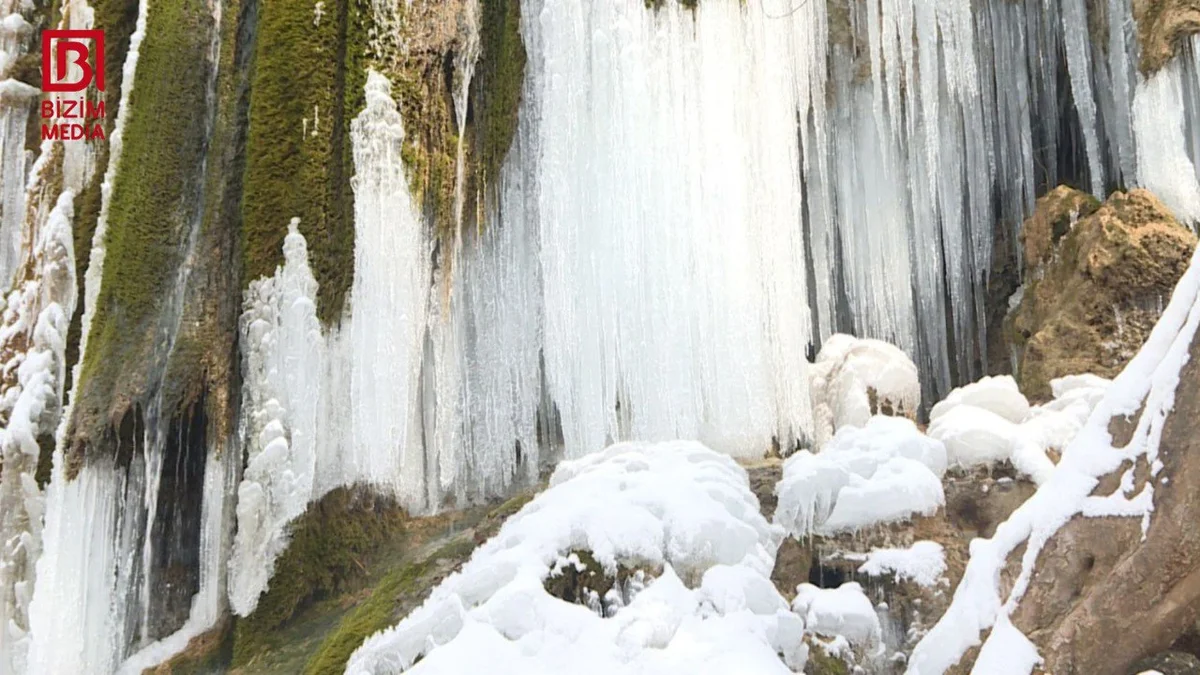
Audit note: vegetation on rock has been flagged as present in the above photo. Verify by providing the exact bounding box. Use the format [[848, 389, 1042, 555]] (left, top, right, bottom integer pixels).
[[473, 0, 526, 193], [240, 0, 362, 324], [231, 487, 406, 666], [1009, 187, 1197, 400], [70, 0, 217, 462]]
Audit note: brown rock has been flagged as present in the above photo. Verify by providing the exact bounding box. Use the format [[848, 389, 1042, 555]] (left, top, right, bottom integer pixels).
[[1004, 326, 1200, 674], [1134, 0, 1200, 75], [1009, 188, 1197, 400]]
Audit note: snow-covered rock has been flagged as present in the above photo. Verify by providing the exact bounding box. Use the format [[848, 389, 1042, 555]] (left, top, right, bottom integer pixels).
[[927, 374, 1109, 484], [345, 441, 808, 675], [855, 541, 947, 588], [929, 375, 1030, 424], [810, 335, 920, 445], [775, 416, 945, 538], [792, 582, 881, 649]]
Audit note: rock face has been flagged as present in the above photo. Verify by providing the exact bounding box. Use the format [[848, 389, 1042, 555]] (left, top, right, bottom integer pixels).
[[1008, 330, 1200, 674], [1009, 187, 1197, 400], [1134, 0, 1200, 75]]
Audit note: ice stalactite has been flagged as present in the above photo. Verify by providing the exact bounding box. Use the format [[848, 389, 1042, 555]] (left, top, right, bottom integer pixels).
[[0, 191, 76, 675], [228, 219, 326, 616], [0, 10, 36, 289], [1060, 0, 1106, 198], [517, 0, 815, 458]]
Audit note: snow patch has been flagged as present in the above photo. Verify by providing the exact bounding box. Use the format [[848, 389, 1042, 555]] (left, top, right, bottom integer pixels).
[[792, 582, 881, 649], [854, 541, 947, 588], [810, 335, 920, 445]]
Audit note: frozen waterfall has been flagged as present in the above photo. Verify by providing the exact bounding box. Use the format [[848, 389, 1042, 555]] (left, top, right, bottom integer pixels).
[[6, 0, 1200, 672]]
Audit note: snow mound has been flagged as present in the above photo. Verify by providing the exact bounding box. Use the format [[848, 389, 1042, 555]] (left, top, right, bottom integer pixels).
[[345, 441, 808, 675], [792, 582, 881, 649], [929, 375, 1029, 424], [855, 541, 947, 588], [810, 335, 920, 445], [775, 416, 945, 538], [927, 375, 1109, 484]]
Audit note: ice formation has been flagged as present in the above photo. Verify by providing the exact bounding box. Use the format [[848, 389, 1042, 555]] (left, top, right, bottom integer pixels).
[[809, 335, 921, 446], [229, 218, 327, 616], [344, 441, 808, 675], [1133, 50, 1200, 224], [927, 375, 1108, 484], [0, 7, 36, 288], [906, 246, 1200, 674], [928, 375, 1029, 425], [0, 191, 76, 674], [774, 416, 946, 538], [854, 541, 947, 589]]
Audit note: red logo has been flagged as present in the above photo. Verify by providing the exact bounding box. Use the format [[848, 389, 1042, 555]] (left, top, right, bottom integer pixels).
[[41, 29, 105, 92]]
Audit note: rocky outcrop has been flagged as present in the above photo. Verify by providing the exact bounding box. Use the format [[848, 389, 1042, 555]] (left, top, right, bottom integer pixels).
[[748, 461, 1036, 670], [1134, 0, 1200, 75], [1006, 317, 1200, 674], [1008, 187, 1196, 400]]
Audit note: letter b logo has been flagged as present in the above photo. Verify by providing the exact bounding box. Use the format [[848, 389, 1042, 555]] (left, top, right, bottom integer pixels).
[[42, 30, 105, 92]]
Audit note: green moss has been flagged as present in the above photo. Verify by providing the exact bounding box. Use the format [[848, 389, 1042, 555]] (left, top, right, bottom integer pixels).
[[473, 0, 526, 192], [241, 0, 360, 324], [302, 559, 431, 675], [59, 0, 139, 400], [232, 487, 406, 666], [74, 0, 212, 416], [804, 638, 851, 675]]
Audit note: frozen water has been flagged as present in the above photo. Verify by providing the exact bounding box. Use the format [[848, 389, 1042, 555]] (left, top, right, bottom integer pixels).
[[855, 541, 947, 588]]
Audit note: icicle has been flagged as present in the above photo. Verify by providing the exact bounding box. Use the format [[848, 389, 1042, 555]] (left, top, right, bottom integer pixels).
[[518, 0, 814, 458], [0, 11, 36, 289], [1060, 0, 1105, 197]]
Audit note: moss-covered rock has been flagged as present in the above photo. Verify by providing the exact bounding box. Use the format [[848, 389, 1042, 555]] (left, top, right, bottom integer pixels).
[[240, 0, 362, 324], [231, 487, 407, 666], [473, 0, 526, 192], [1009, 187, 1197, 400], [804, 637, 851, 675], [67, 0, 218, 466]]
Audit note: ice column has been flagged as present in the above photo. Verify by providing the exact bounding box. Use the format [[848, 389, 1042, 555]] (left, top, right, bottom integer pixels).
[[228, 219, 326, 616], [348, 71, 431, 502]]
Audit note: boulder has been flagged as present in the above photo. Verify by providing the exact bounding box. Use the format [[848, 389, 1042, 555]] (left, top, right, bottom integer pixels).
[[1008, 187, 1197, 400]]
